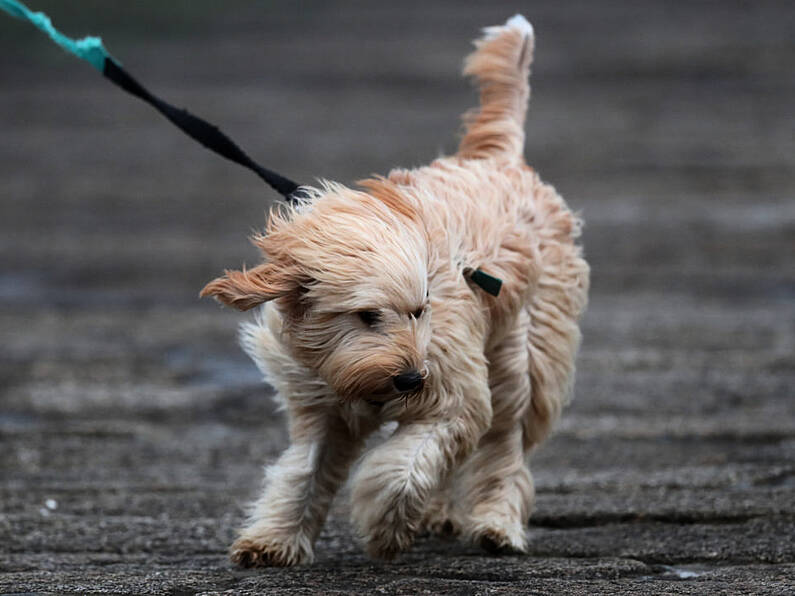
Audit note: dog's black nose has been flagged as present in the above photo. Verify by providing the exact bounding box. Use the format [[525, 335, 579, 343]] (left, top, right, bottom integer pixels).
[[393, 370, 424, 392]]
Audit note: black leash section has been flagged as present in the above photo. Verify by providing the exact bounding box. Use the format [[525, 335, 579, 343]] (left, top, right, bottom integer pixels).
[[102, 59, 303, 200], [2, 0, 501, 295], [1, 0, 303, 202]]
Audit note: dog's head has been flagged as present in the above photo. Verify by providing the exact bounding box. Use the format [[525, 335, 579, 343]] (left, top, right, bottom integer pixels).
[[201, 179, 431, 401]]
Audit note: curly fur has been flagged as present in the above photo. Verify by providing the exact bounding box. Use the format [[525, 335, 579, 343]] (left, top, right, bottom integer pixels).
[[201, 14, 589, 565]]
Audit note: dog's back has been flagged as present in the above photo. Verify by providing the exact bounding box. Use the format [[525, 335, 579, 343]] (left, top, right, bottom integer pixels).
[[384, 15, 589, 445]]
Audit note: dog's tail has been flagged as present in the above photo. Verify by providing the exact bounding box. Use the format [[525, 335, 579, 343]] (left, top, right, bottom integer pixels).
[[458, 14, 534, 161]]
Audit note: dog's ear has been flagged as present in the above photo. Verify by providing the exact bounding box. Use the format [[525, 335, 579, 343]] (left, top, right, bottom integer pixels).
[[200, 262, 302, 311]]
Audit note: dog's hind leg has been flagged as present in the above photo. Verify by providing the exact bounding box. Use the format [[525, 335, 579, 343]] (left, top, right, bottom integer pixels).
[[455, 312, 535, 553], [458, 14, 535, 161], [523, 191, 590, 448]]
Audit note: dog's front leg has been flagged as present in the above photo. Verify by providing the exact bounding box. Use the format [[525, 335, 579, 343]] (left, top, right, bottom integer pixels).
[[350, 378, 491, 559], [231, 407, 367, 567]]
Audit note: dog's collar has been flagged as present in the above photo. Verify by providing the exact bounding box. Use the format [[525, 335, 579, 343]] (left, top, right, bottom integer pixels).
[[4, 0, 502, 295]]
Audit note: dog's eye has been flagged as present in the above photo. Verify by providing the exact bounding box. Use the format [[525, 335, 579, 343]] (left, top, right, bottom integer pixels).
[[357, 310, 381, 327]]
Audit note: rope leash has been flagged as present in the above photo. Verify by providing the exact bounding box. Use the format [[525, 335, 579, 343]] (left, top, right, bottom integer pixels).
[[1, 0, 501, 296]]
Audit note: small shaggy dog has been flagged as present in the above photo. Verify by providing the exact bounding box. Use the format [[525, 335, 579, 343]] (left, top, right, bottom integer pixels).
[[201, 15, 589, 566]]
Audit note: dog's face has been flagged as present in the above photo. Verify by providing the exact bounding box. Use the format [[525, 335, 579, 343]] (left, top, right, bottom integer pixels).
[[202, 181, 432, 401]]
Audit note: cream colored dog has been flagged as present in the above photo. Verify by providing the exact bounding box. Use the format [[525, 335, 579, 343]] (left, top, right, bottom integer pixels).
[[202, 14, 589, 566]]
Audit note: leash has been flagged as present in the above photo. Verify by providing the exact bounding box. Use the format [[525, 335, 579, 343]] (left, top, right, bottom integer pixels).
[[1, 0, 502, 296], [0, 0, 303, 201]]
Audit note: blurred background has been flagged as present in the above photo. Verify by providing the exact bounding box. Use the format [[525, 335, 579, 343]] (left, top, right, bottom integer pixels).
[[1, 1, 793, 593]]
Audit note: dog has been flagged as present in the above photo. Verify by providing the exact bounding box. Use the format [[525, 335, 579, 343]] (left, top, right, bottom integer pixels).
[[201, 14, 589, 566]]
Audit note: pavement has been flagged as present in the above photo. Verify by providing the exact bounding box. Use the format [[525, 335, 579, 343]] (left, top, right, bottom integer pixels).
[[1, 1, 793, 594]]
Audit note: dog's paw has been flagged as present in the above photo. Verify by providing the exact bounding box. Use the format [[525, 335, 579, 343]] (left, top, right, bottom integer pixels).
[[230, 535, 313, 568], [363, 523, 416, 561], [475, 526, 528, 556], [351, 457, 425, 560], [352, 494, 418, 560], [420, 501, 460, 538], [421, 516, 459, 538], [354, 511, 418, 560]]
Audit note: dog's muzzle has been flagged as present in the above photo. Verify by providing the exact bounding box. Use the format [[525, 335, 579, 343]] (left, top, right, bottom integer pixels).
[[393, 369, 424, 393]]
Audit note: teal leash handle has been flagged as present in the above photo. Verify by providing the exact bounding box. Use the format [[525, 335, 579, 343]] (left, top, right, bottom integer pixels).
[[0, 0, 304, 200], [0, 0, 113, 71]]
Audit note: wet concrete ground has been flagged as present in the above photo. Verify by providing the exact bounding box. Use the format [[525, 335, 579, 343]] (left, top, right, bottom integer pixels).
[[1, 1, 793, 594]]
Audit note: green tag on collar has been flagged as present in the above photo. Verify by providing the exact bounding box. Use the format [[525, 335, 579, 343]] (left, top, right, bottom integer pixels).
[[470, 268, 502, 297]]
